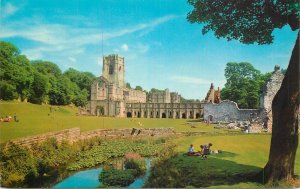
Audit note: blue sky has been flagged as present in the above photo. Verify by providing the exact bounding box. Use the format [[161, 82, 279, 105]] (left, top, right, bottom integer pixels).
[[0, 0, 298, 99]]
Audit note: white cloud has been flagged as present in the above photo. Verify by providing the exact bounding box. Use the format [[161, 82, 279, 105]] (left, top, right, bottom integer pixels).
[[136, 43, 149, 53], [68, 57, 76, 62], [1, 3, 19, 18], [121, 44, 129, 51], [0, 14, 177, 47], [170, 76, 211, 85], [0, 14, 178, 69]]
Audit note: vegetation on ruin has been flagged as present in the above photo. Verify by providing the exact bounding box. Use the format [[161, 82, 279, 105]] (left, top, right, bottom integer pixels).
[[0, 41, 96, 106], [221, 62, 271, 109]]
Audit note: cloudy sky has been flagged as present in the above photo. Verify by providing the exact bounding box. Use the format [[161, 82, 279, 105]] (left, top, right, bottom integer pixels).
[[0, 0, 298, 99]]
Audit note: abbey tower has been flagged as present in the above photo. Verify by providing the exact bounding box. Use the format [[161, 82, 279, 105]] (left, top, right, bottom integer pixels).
[[102, 54, 125, 88]]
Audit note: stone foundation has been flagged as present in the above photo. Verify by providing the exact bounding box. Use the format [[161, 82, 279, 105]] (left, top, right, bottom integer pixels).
[[6, 127, 175, 147]]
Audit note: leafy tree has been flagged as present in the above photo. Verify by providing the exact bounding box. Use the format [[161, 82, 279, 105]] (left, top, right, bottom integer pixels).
[[72, 89, 89, 107], [28, 71, 49, 104], [150, 88, 163, 92], [48, 75, 77, 105], [0, 80, 18, 100], [126, 82, 132, 89], [221, 62, 270, 109], [187, 0, 299, 183], [63, 68, 95, 98], [31, 61, 62, 77], [135, 86, 143, 91], [0, 41, 33, 101]]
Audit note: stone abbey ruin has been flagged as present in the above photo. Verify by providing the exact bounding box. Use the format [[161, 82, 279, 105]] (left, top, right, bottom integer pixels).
[[87, 54, 285, 132]]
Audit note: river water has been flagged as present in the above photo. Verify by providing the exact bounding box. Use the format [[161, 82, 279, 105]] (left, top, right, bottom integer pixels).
[[53, 159, 151, 188]]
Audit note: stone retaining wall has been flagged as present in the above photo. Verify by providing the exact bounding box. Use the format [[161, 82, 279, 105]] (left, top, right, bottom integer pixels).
[[6, 127, 175, 147]]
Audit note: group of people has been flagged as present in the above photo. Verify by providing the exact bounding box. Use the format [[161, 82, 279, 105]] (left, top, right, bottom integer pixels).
[[187, 143, 213, 160], [0, 114, 18, 122]]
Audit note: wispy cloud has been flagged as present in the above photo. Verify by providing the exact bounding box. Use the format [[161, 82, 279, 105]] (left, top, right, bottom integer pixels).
[[68, 57, 76, 63], [0, 14, 177, 61], [1, 2, 19, 18], [121, 44, 129, 51], [170, 76, 211, 85]]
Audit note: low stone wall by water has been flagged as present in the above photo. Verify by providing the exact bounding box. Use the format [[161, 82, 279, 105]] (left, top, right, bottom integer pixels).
[[80, 127, 175, 140], [6, 127, 175, 147]]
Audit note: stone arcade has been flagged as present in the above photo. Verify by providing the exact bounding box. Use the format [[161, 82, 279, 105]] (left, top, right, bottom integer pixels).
[[87, 54, 284, 130], [87, 54, 204, 119]]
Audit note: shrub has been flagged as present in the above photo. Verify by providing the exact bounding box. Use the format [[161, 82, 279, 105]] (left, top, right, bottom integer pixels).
[[124, 152, 146, 177], [99, 169, 135, 187]]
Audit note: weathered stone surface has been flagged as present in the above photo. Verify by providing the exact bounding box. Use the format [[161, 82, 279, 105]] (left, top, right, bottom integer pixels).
[[259, 66, 284, 132], [203, 100, 258, 123], [7, 127, 175, 147]]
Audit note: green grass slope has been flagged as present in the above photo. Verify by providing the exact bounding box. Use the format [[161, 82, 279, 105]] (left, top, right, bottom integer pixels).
[[146, 135, 300, 187], [0, 101, 237, 143]]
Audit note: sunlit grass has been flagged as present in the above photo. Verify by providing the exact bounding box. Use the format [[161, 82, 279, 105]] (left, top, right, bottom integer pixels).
[[0, 101, 238, 142]]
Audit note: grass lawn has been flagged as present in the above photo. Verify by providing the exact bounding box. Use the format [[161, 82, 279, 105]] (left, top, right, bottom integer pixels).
[[146, 135, 300, 187], [0, 101, 239, 143], [1, 101, 300, 187]]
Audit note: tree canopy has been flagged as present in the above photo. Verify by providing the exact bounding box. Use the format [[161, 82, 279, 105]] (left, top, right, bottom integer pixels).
[[187, 0, 299, 44], [221, 62, 271, 109], [0, 41, 33, 101], [0, 41, 96, 107]]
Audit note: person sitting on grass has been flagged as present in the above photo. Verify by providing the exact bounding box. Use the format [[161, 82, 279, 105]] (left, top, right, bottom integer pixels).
[[200, 143, 212, 160], [187, 144, 195, 156]]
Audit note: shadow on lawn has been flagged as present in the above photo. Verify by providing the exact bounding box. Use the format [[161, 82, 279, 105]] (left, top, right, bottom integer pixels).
[[145, 152, 263, 188]]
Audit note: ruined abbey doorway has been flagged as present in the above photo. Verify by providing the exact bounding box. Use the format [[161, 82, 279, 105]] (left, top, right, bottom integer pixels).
[[196, 113, 201, 119], [127, 112, 132, 118], [189, 111, 194, 119], [182, 113, 186, 119], [137, 112, 141, 118], [208, 115, 213, 123], [162, 113, 166, 118]]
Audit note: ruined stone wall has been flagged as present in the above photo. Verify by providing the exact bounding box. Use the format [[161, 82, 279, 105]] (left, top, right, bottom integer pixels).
[[125, 89, 147, 103], [80, 127, 175, 140], [148, 89, 170, 103], [259, 66, 284, 131], [7, 127, 175, 147], [203, 100, 258, 122], [170, 92, 181, 103], [7, 128, 81, 147]]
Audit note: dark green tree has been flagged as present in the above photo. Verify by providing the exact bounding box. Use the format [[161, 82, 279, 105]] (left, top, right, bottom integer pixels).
[[28, 71, 49, 104], [187, 0, 299, 183], [0, 80, 18, 100], [135, 86, 143, 91], [221, 62, 270, 109], [126, 82, 132, 89], [31, 61, 62, 77], [63, 68, 95, 98], [0, 41, 33, 101]]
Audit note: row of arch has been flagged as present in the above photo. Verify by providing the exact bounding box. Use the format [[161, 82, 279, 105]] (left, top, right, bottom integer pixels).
[[126, 111, 201, 119]]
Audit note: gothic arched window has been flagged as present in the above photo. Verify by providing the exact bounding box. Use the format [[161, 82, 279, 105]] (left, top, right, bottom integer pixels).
[[109, 65, 114, 74]]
